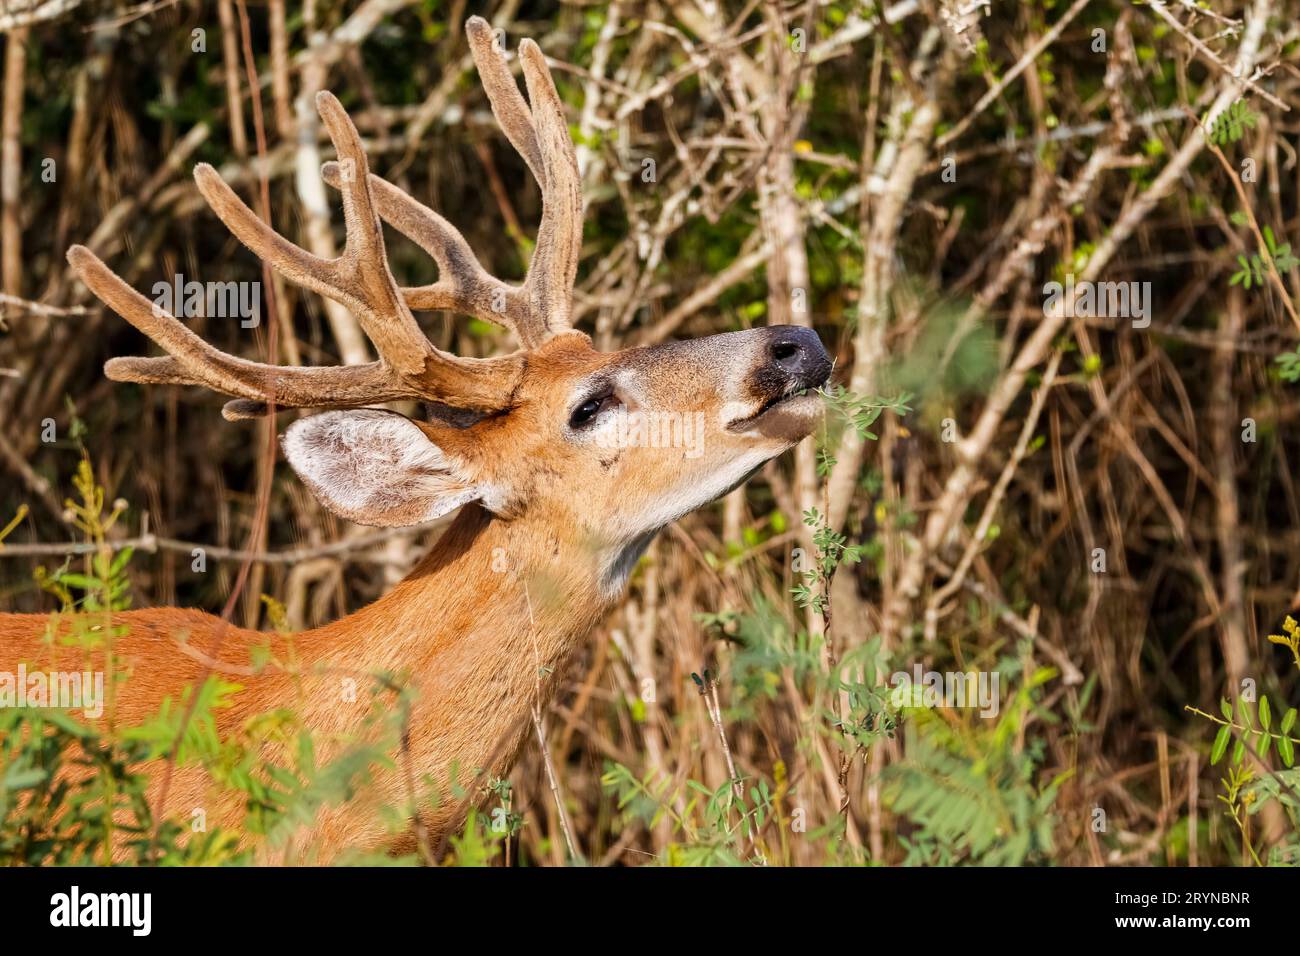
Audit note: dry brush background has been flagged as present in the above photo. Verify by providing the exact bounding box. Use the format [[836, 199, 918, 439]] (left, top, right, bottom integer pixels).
[[2, 0, 1300, 865]]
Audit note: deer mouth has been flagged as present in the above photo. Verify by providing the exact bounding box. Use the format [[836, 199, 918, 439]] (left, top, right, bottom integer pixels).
[[725, 387, 823, 432]]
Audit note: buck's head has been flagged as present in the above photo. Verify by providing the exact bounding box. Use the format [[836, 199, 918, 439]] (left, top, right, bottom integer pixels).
[[69, 17, 830, 593]]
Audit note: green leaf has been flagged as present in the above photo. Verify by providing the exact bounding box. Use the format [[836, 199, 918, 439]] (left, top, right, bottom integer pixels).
[[55, 573, 103, 591], [3, 766, 47, 791], [110, 546, 135, 576], [40, 709, 91, 737], [1211, 725, 1231, 764], [1281, 708, 1297, 734], [1237, 696, 1252, 729], [1260, 695, 1272, 731]]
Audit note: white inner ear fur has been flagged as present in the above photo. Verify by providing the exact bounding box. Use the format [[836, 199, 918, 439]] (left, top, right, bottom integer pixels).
[[282, 409, 484, 528]]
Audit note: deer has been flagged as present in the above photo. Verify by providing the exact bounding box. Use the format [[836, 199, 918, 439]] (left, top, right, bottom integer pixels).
[[0, 17, 831, 861]]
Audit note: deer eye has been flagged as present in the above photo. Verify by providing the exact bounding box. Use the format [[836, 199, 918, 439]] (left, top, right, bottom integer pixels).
[[569, 393, 614, 428]]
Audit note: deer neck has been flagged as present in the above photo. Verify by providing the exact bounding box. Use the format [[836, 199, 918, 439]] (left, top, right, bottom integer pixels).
[[297, 503, 630, 795], [310, 503, 622, 682]]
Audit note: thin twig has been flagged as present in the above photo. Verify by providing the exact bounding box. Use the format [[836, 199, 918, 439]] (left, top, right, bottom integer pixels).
[[524, 582, 581, 863], [1190, 107, 1300, 332], [0, 293, 90, 317]]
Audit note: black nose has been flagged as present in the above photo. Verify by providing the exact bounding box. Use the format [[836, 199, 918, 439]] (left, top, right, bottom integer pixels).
[[766, 326, 832, 389]]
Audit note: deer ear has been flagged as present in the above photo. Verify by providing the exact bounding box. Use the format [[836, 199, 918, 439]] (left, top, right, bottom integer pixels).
[[282, 410, 488, 527]]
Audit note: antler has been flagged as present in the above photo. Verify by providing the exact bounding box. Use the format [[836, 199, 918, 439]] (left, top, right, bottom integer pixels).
[[69, 15, 586, 421], [321, 15, 582, 350]]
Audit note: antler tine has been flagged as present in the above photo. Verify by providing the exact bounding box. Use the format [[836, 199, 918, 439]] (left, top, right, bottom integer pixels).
[[314, 92, 442, 373], [320, 161, 525, 337], [464, 17, 545, 185], [68, 245, 419, 421], [464, 16, 583, 346], [516, 39, 583, 336]]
